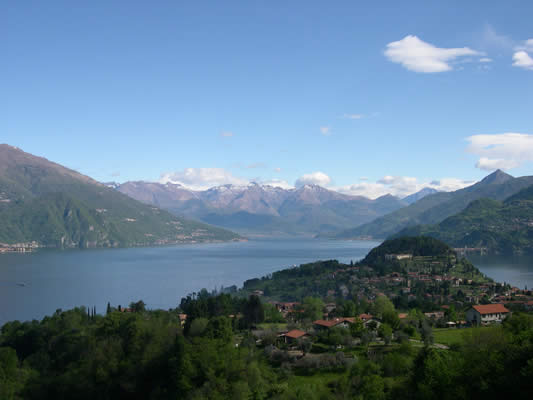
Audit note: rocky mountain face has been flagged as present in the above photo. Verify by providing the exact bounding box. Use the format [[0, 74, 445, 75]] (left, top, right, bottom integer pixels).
[[116, 181, 408, 235], [0, 144, 240, 248]]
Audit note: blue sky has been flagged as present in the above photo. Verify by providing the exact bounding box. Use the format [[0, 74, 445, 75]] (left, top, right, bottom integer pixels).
[[3, 1, 533, 198]]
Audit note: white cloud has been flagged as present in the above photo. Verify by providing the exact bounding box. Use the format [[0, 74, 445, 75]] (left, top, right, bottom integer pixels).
[[384, 35, 482, 73], [220, 131, 234, 137], [467, 133, 533, 170], [479, 57, 493, 63], [160, 168, 249, 191], [342, 113, 364, 119], [512, 39, 533, 70], [320, 126, 331, 136], [274, 167, 282, 173], [512, 50, 533, 70], [295, 171, 332, 187], [475, 157, 518, 171], [336, 175, 472, 199], [261, 179, 293, 189]]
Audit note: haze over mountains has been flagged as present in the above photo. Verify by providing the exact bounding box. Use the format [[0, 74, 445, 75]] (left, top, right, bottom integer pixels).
[[334, 170, 533, 240], [0, 145, 240, 248], [116, 181, 433, 235]]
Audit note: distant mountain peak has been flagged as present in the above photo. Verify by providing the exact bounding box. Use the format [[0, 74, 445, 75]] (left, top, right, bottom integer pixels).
[[402, 187, 439, 205], [480, 169, 514, 185]]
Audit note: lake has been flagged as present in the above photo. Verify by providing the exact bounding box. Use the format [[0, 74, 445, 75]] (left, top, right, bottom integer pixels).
[[467, 254, 533, 290], [1, 239, 532, 326], [0, 238, 379, 325]]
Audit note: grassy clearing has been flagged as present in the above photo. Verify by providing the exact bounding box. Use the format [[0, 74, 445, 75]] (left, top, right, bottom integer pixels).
[[433, 326, 494, 346], [286, 371, 343, 394], [256, 323, 288, 331], [433, 328, 467, 346]]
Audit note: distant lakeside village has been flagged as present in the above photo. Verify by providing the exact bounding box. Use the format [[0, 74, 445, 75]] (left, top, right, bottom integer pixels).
[[0, 241, 40, 253]]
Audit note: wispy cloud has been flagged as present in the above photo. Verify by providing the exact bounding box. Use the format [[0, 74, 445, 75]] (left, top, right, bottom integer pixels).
[[467, 133, 533, 170], [320, 126, 331, 136], [342, 113, 364, 120], [384, 35, 482, 73], [479, 24, 515, 51], [479, 57, 493, 63], [220, 131, 234, 137]]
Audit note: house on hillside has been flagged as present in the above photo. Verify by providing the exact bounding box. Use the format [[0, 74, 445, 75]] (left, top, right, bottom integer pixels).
[[424, 311, 445, 320], [466, 304, 510, 325], [280, 329, 309, 344], [313, 318, 353, 330]]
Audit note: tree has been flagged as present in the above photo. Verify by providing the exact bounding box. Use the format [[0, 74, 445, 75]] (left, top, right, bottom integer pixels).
[[378, 323, 393, 345], [189, 317, 209, 337], [420, 320, 433, 346], [302, 297, 325, 321], [373, 296, 400, 329], [0, 347, 23, 400], [243, 295, 264, 326], [350, 319, 365, 338], [129, 300, 146, 313], [205, 316, 233, 342]]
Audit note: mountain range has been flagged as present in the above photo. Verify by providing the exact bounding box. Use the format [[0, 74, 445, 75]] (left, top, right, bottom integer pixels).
[[114, 181, 438, 235], [0, 145, 240, 248], [333, 170, 533, 240], [394, 184, 533, 254]]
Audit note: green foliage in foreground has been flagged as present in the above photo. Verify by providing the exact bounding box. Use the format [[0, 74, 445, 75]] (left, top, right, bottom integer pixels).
[[1, 303, 533, 400]]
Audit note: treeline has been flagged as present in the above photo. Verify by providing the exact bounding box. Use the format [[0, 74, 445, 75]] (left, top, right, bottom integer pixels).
[[1, 300, 533, 399]]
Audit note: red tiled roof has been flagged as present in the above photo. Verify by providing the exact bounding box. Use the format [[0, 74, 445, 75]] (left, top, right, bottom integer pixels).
[[472, 304, 510, 315], [398, 313, 408, 319], [284, 329, 308, 339], [359, 313, 373, 321], [313, 318, 349, 328]]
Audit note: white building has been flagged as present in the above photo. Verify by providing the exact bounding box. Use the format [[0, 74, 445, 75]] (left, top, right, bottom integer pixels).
[[466, 304, 510, 325]]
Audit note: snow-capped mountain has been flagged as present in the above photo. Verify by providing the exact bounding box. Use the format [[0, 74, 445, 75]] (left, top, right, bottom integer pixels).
[[116, 181, 408, 235]]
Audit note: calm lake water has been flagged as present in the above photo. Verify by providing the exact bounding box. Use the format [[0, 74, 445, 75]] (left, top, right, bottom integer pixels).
[[1, 238, 532, 326], [468, 254, 533, 290], [0, 238, 379, 326]]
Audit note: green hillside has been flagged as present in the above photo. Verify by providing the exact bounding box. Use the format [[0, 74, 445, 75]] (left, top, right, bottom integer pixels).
[[0, 145, 240, 248], [395, 185, 533, 254], [334, 170, 533, 239]]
